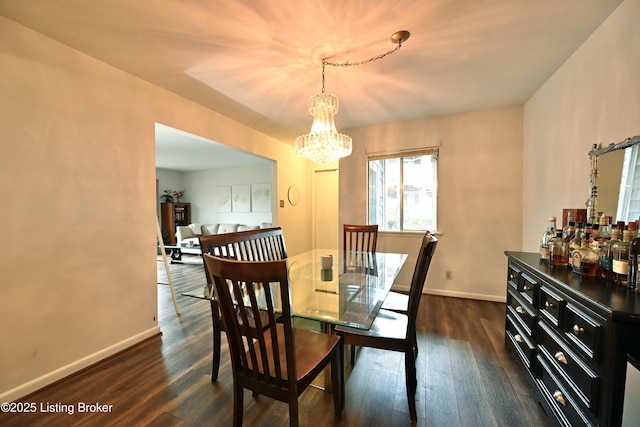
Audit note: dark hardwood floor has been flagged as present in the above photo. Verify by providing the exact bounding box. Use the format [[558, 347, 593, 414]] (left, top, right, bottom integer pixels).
[[2, 256, 552, 426]]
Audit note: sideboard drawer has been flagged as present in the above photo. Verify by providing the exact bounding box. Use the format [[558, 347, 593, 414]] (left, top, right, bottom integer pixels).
[[538, 321, 600, 414], [564, 303, 605, 364], [539, 285, 565, 328], [507, 263, 521, 292], [506, 313, 536, 372], [507, 289, 536, 335], [519, 272, 538, 306], [536, 355, 596, 427]]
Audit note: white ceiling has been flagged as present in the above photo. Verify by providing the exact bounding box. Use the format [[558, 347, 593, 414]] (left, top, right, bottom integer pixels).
[[0, 0, 623, 168], [155, 124, 272, 171]]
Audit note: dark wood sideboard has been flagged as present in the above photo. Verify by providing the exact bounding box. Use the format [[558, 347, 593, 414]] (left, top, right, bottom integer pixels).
[[505, 251, 640, 427]]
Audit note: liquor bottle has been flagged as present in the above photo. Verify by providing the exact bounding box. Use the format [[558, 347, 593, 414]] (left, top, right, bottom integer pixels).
[[589, 223, 601, 251], [575, 233, 599, 276], [585, 223, 593, 239], [562, 211, 575, 237], [588, 224, 602, 276], [629, 228, 640, 291], [539, 216, 557, 261], [600, 226, 621, 280], [572, 232, 590, 275], [629, 221, 638, 240], [598, 215, 611, 241], [550, 230, 569, 266], [569, 222, 585, 268], [612, 227, 634, 286], [565, 210, 575, 225], [563, 219, 576, 242]]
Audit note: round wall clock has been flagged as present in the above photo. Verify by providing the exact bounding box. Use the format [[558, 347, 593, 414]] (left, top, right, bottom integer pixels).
[[287, 185, 300, 206]]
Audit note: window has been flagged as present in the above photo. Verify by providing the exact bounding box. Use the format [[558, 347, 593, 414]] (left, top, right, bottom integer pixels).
[[368, 148, 438, 231]]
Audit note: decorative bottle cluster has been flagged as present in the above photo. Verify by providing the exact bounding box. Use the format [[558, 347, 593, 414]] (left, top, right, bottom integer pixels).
[[540, 212, 640, 291]]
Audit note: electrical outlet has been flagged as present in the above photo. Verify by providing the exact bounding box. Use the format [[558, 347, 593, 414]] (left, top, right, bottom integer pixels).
[[445, 271, 452, 280]]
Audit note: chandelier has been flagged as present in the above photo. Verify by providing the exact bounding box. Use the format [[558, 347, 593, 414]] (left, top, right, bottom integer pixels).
[[295, 30, 410, 165]]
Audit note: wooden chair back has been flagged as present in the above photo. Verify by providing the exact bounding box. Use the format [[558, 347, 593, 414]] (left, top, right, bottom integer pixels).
[[343, 224, 378, 253], [206, 256, 295, 389], [199, 227, 288, 286], [343, 224, 378, 274], [197, 227, 287, 382], [406, 232, 438, 337]]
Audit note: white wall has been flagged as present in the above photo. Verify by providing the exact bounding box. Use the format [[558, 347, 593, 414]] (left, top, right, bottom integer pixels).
[[523, 0, 639, 251], [0, 16, 313, 401], [340, 106, 524, 301]]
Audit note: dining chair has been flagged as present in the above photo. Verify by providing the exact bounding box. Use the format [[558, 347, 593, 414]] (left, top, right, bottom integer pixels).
[[199, 227, 287, 382], [335, 232, 437, 422], [204, 254, 343, 427], [343, 224, 378, 254], [343, 224, 407, 312]]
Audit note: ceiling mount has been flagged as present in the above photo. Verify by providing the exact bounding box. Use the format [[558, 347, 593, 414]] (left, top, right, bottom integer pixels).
[[391, 30, 410, 45]]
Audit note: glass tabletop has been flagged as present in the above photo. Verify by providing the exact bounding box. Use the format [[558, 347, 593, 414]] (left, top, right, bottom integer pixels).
[[183, 249, 408, 330]]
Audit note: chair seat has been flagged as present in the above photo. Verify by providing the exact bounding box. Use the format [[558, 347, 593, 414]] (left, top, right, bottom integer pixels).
[[335, 309, 408, 350], [381, 290, 409, 313], [248, 324, 341, 382]]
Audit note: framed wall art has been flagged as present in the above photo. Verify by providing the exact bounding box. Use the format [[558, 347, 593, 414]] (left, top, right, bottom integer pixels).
[[213, 186, 231, 212], [232, 184, 251, 212], [252, 183, 272, 212]]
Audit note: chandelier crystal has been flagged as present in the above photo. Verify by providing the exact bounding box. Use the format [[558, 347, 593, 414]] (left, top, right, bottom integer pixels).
[[295, 92, 352, 165], [295, 30, 410, 165]]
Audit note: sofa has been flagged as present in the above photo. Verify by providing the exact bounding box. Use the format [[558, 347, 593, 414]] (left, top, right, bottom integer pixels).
[[175, 223, 272, 254]]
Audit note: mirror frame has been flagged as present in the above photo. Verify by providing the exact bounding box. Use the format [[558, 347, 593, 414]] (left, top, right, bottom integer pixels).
[[587, 134, 640, 224]]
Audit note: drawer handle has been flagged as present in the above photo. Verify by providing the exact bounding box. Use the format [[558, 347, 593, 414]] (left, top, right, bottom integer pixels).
[[545, 301, 553, 309], [554, 352, 568, 365], [515, 306, 525, 314], [514, 334, 523, 343], [553, 391, 566, 406], [510, 273, 517, 281], [573, 325, 585, 335]]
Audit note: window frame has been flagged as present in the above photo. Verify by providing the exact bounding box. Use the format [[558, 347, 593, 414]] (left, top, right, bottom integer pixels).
[[367, 147, 439, 233]]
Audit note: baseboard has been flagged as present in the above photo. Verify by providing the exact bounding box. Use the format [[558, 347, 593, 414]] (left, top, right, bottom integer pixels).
[[0, 326, 161, 403], [424, 288, 507, 303], [392, 286, 507, 303]]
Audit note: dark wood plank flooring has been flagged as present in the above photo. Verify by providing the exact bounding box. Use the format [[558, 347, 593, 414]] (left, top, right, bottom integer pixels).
[[2, 256, 552, 426]]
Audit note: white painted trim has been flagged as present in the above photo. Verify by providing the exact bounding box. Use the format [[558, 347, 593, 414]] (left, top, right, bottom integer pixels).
[[423, 288, 507, 303], [0, 326, 161, 403], [392, 286, 506, 303]]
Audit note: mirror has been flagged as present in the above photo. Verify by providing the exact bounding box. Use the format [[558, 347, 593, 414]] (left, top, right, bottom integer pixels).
[[587, 134, 640, 224]]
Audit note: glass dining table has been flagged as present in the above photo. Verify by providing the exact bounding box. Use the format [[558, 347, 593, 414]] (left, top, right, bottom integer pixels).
[[183, 248, 408, 331]]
